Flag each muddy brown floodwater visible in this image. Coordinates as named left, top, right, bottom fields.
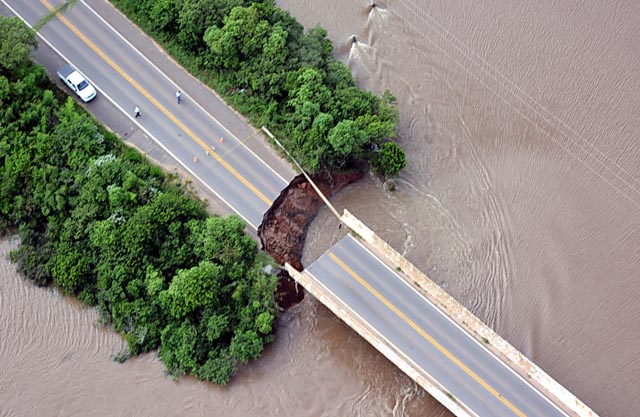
left=0, top=235, right=438, bottom=416
left=2, top=0, right=640, bottom=416
left=285, top=1, right=640, bottom=416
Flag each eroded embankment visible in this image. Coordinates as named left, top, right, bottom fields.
left=257, top=170, right=365, bottom=309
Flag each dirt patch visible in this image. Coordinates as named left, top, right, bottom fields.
left=259, top=170, right=366, bottom=308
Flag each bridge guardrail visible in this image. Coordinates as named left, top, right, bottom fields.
left=339, top=209, right=598, bottom=417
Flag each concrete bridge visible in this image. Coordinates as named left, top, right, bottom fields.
left=3, top=1, right=600, bottom=415
left=286, top=210, right=599, bottom=417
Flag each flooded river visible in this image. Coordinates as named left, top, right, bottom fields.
left=295, top=1, right=640, bottom=416
left=2, top=1, right=639, bottom=416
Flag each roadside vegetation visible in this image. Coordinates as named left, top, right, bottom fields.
left=110, top=0, right=407, bottom=177
left=0, top=16, right=278, bottom=385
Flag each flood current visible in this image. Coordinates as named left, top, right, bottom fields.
left=2, top=1, right=639, bottom=416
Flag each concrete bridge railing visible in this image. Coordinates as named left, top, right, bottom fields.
left=338, top=209, right=598, bottom=417
left=284, top=262, right=477, bottom=417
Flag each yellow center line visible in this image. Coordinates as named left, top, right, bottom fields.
left=328, top=251, right=527, bottom=417
left=40, top=0, right=272, bottom=206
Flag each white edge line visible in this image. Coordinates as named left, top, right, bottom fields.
left=304, top=267, right=481, bottom=417
left=1, top=0, right=257, bottom=231
left=343, top=234, right=569, bottom=416
left=79, top=0, right=290, bottom=186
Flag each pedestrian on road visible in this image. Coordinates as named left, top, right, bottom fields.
left=134, top=105, right=140, bottom=118
left=176, top=90, right=181, bottom=104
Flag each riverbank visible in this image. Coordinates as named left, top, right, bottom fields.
left=258, top=170, right=366, bottom=308
left=0, top=231, right=435, bottom=417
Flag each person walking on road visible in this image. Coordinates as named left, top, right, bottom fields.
left=176, top=90, right=181, bottom=104
left=134, top=105, right=140, bottom=118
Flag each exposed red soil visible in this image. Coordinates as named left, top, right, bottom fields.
left=258, top=170, right=365, bottom=309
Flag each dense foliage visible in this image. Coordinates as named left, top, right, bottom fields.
left=110, top=0, right=406, bottom=177
left=0, top=16, right=278, bottom=384
left=376, top=141, right=407, bottom=177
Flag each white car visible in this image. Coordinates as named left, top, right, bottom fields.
left=56, top=64, right=97, bottom=102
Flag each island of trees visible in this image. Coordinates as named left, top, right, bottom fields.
left=0, top=0, right=407, bottom=386
left=1, top=16, right=277, bottom=385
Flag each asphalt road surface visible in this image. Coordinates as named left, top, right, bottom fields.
left=2, top=1, right=574, bottom=416
left=3, top=0, right=293, bottom=230
left=307, top=235, right=570, bottom=417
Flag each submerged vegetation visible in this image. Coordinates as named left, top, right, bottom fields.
left=0, top=16, right=277, bottom=384
left=110, top=0, right=407, bottom=177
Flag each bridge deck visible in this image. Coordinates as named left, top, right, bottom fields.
left=301, top=233, right=572, bottom=417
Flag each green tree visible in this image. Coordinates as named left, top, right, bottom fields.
left=327, top=120, right=368, bottom=163
left=255, top=311, right=274, bottom=334
left=160, top=320, right=199, bottom=377
left=49, top=242, right=92, bottom=294
left=293, top=112, right=333, bottom=173
left=284, top=67, right=333, bottom=161
left=297, top=26, right=332, bottom=69
left=205, top=312, right=230, bottom=341
left=147, top=0, right=179, bottom=33
left=378, top=90, right=400, bottom=123
left=331, top=86, right=377, bottom=121
left=198, top=348, right=236, bottom=384
left=241, top=23, right=289, bottom=99
left=160, top=261, right=223, bottom=319
left=376, top=141, right=407, bottom=177
left=355, top=114, right=395, bottom=145
left=260, top=23, right=288, bottom=70
left=203, top=5, right=271, bottom=70
left=286, top=68, right=331, bottom=110
left=0, top=17, right=37, bottom=74
left=177, top=0, right=237, bottom=51
left=122, top=298, right=165, bottom=354
left=144, top=266, right=166, bottom=297
left=324, top=60, right=355, bottom=90
left=230, top=329, right=263, bottom=364
left=190, top=215, right=255, bottom=269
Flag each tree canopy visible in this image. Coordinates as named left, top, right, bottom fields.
left=110, top=0, right=406, bottom=177
left=0, top=15, right=278, bottom=385
left=0, top=16, right=37, bottom=74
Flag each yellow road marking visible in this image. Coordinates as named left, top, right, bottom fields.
left=40, top=0, right=272, bottom=206
left=328, top=251, right=527, bottom=417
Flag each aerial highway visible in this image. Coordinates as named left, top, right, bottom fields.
left=1, top=1, right=587, bottom=416
left=2, top=0, right=294, bottom=230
